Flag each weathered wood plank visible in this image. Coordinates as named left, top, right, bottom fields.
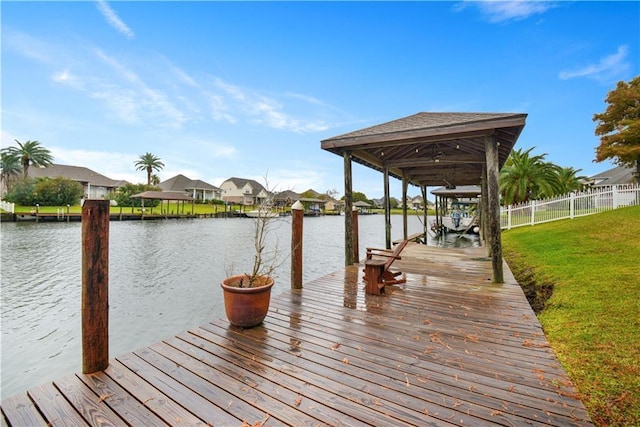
left=77, top=370, right=168, bottom=426
left=103, top=359, right=207, bottom=426
left=52, top=374, right=126, bottom=426
left=116, top=352, right=241, bottom=426
left=147, top=341, right=297, bottom=426
left=168, top=332, right=370, bottom=426
left=192, top=324, right=448, bottom=427
left=26, top=379, right=93, bottom=426
left=1, top=392, right=47, bottom=427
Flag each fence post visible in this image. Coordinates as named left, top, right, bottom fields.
left=82, top=199, right=110, bottom=374
left=570, top=192, right=575, bottom=219
left=612, top=185, right=619, bottom=209
left=530, top=200, right=535, bottom=226
left=291, top=201, right=304, bottom=290
left=507, top=205, right=512, bottom=230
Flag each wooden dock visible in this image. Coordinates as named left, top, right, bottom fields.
left=1, top=243, right=593, bottom=426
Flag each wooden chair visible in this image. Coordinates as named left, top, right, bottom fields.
left=362, top=239, right=408, bottom=295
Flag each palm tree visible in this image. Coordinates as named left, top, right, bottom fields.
left=4, top=140, right=54, bottom=179
left=556, top=166, right=587, bottom=195
left=0, top=150, right=23, bottom=196
left=134, top=152, right=165, bottom=185
left=499, top=147, right=561, bottom=205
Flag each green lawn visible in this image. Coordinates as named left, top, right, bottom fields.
left=502, top=205, right=640, bottom=426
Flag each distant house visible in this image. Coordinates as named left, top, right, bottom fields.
left=160, top=174, right=222, bottom=201
left=273, top=190, right=301, bottom=208
left=27, top=164, right=125, bottom=199
left=219, top=177, right=270, bottom=205
left=317, top=194, right=342, bottom=212
left=587, top=166, right=636, bottom=187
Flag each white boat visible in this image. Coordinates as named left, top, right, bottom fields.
left=244, top=209, right=278, bottom=218
left=436, top=201, right=479, bottom=233
left=441, top=212, right=476, bottom=233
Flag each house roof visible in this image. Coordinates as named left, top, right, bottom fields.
left=588, top=166, right=635, bottom=186
left=321, top=112, right=527, bottom=187
left=131, top=191, right=194, bottom=201
left=160, top=174, right=220, bottom=192
left=28, top=164, right=123, bottom=187
left=273, top=190, right=301, bottom=201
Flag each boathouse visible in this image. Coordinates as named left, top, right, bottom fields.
left=321, top=112, right=527, bottom=283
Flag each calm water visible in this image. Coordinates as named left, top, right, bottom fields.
left=0, top=214, right=477, bottom=398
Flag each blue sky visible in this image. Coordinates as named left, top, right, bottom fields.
left=2, top=1, right=638, bottom=199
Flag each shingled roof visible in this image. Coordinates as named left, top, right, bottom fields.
left=28, top=164, right=122, bottom=187
left=321, top=112, right=527, bottom=187
left=160, top=174, right=220, bottom=192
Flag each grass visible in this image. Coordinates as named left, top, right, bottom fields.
left=502, top=205, right=640, bottom=426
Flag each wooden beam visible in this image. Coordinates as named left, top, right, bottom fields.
left=484, top=135, right=503, bottom=283
left=343, top=151, right=355, bottom=265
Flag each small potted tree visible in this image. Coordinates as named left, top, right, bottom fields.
left=220, top=180, right=282, bottom=328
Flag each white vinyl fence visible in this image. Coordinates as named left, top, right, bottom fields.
left=501, top=184, right=640, bottom=230
left=0, top=199, right=15, bottom=214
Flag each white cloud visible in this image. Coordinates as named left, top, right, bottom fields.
left=213, top=78, right=330, bottom=133
left=92, top=49, right=188, bottom=128
left=4, top=31, right=59, bottom=64
left=52, top=69, right=85, bottom=90
left=559, top=45, right=630, bottom=82
left=457, top=1, right=554, bottom=23
left=96, top=0, right=135, bottom=39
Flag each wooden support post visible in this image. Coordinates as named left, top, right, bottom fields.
left=82, top=199, right=110, bottom=374
left=343, top=151, right=355, bottom=265
left=402, top=176, right=408, bottom=242
left=352, top=206, right=359, bottom=262
left=481, top=164, right=489, bottom=250
left=384, top=166, right=391, bottom=249
left=484, top=135, right=504, bottom=283
left=291, top=201, right=304, bottom=289
left=421, top=185, right=428, bottom=244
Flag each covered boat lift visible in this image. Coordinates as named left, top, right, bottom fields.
left=320, top=112, right=527, bottom=283
left=130, top=190, right=195, bottom=215
left=431, top=185, right=482, bottom=233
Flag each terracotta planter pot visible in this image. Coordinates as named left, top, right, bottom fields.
left=220, top=274, right=274, bottom=328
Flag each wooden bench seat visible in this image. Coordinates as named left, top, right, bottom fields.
left=363, top=240, right=408, bottom=295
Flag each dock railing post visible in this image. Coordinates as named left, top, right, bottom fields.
left=82, top=199, right=110, bottom=374
left=291, top=201, right=304, bottom=289
left=352, top=206, right=359, bottom=262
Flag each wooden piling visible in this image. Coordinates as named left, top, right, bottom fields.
left=81, top=199, right=110, bottom=373
left=291, top=201, right=304, bottom=289
left=352, top=206, right=359, bottom=262
left=484, top=135, right=504, bottom=283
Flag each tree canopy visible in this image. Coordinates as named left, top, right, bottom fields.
left=1, top=140, right=53, bottom=179
left=0, top=150, right=23, bottom=195
left=499, top=147, right=585, bottom=205
left=134, top=152, right=165, bottom=185
left=593, top=75, right=640, bottom=183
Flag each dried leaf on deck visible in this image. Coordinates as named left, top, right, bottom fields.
left=98, top=393, right=113, bottom=403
